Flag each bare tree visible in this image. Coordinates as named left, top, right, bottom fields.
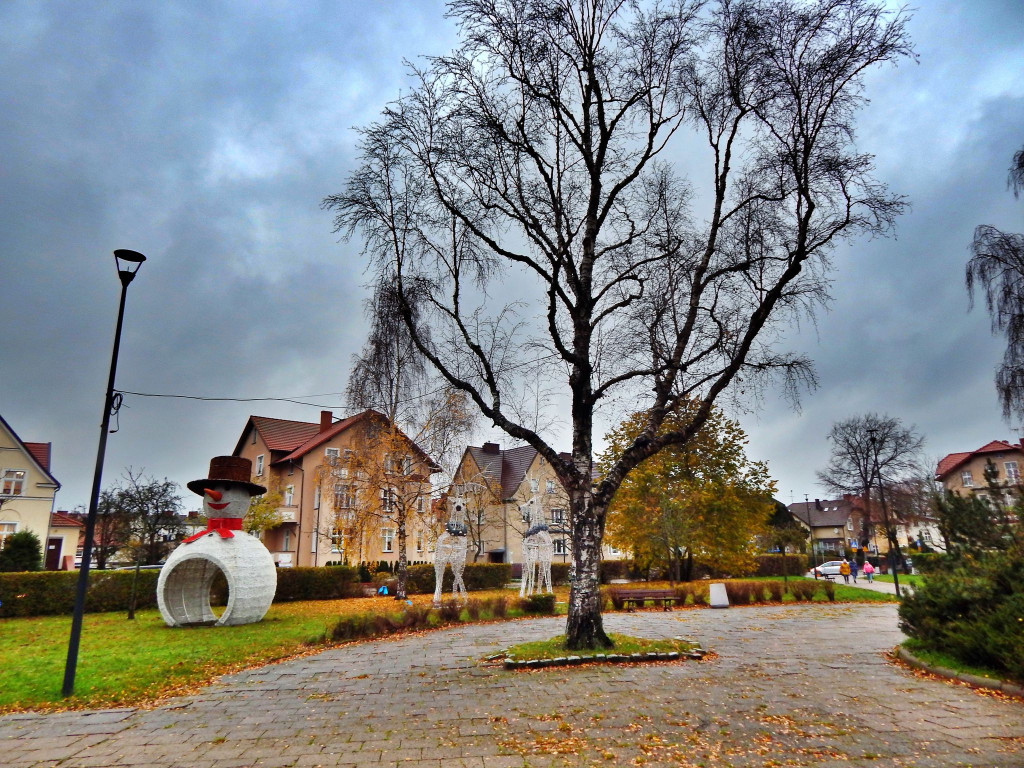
left=966, top=144, right=1024, bottom=421
left=326, top=0, right=913, bottom=648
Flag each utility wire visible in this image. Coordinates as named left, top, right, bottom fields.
left=118, top=351, right=563, bottom=410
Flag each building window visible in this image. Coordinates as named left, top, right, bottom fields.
left=1, top=469, right=26, bottom=496
left=325, top=447, right=340, bottom=465
left=282, top=528, right=291, bottom=551
left=551, top=508, right=565, bottom=525
left=417, top=495, right=425, bottom=512
left=1005, top=461, right=1020, bottom=483
left=382, top=528, right=395, bottom=553
left=530, top=478, right=539, bottom=493
left=313, top=486, right=321, bottom=510
left=284, top=485, right=295, bottom=506
left=255, top=455, right=264, bottom=477
left=380, top=487, right=395, bottom=514
left=251, top=429, right=257, bottom=445
left=0, top=522, right=16, bottom=548
left=331, top=528, right=344, bottom=553
left=553, top=539, right=567, bottom=555
left=961, top=471, right=973, bottom=487
left=344, top=449, right=355, bottom=462
left=416, top=530, right=424, bottom=552
left=334, top=483, right=355, bottom=509
left=847, top=518, right=853, bottom=531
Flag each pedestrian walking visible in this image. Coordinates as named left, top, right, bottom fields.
left=863, top=561, right=875, bottom=583
left=840, top=558, right=850, bottom=583
left=850, top=558, right=859, bottom=583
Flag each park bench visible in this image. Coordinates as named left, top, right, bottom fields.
left=611, top=588, right=682, bottom=612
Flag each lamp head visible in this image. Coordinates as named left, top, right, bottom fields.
left=114, top=249, right=146, bottom=286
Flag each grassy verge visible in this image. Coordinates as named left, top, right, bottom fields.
left=901, top=638, right=1008, bottom=682
left=504, top=633, right=696, bottom=661
left=0, top=589, right=547, bottom=713
left=873, top=573, right=924, bottom=586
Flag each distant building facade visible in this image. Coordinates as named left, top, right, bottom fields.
left=0, top=414, right=66, bottom=569
left=935, top=440, right=1024, bottom=501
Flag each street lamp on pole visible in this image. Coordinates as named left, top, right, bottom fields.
left=867, top=428, right=902, bottom=599
left=62, top=249, right=146, bottom=697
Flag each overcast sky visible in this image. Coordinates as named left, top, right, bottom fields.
left=2, top=1, right=1023, bottom=511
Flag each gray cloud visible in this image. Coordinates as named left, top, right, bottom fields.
left=2, top=0, right=1022, bottom=509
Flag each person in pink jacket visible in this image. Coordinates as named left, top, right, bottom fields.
left=863, top=561, right=875, bottom=583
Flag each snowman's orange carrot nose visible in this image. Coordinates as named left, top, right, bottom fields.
left=204, top=488, right=223, bottom=501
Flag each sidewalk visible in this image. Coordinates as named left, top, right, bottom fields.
left=806, top=571, right=908, bottom=596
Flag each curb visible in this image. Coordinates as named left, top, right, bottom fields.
left=504, top=647, right=706, bottom=670
left=896, top=646, right=1024, bottom=698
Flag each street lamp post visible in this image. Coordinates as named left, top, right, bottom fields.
left=62, top=250, right=146, bottom=697
left=867, top=429, right=902, bottom=599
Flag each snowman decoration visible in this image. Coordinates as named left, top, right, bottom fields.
left=157, top=456, right=277, bottom=627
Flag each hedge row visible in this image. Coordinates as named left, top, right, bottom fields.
left=0, top=565, right=362, bottom=619
left=752, top=554, right=811, bottom=576
left=394, top=562, right=512, bottom=594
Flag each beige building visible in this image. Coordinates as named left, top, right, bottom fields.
left=451, top=442, right=622, bottom=566
left=0, top=414, right=69, bottom=569
left=232, top=409, right=440, bottom=568
left=936, top=440, right=1024, bottom=501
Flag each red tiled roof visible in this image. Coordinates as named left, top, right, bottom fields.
left=935, top=440, right=1022, bottom=478
left=250, top=416, right=322, bottom=452
left=276, top=411, right=373, bottom=463
left=50, top=511, right=84, bottom=528
left=23, top=442, right=51, bottom=472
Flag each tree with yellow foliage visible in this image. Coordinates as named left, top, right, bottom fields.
left=600, top=402, right=775, bottom=582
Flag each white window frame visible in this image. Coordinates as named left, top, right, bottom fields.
left=1, top=469, right=27, bottom=497
left=282, top=528, right=291, bottom=551
left=416, top=530, right=424, bottom=552
left=1005, top=461, right=1020, bottom=483
left=251, top=429, right=257, bottom=445
left=551, top=508, right=565, bottom=525
left=283, top=485, right=295, bottom=506
left=313, top=486, right=321, bottom=510
left=380, top=487, right=396, bottom=514
left=530, top=478, right=539, bottom=493
left=382, top=527, right=395, bottom=553
left=331, top=527, right=345, bottom=553
left=0, top=521, right=17, bottom=549
left=325, top=447, right=340, bottom=465
left=255, top=455, right=264, bottom=477
left=553, top=538, right=567, bottom=555
left=961, top=470, right=973, bottom=487
left=546, top=479, right=555, bottom=494
left=334, top=482, right=355, bottom=510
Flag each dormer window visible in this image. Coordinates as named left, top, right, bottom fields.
left=961, top=470, right=973, bottom=487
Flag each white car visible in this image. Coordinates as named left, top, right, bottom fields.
left=811, top=560, right=844, bottom=577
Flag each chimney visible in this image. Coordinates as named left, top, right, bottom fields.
left=815, top=498, right=823, bottom=510
left=482, top=442, right=500, bottom=454
left=320, top=410, right=333, bottom=432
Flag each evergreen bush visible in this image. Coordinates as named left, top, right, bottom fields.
left=0, top=530, right=43, bottom=572
left=519, top=592, right=556, bottom=614
left=899, top=543, right=1024, bottom=681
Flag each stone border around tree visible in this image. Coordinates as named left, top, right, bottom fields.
left=503, top=647, right=706, bottom=670
left=896, top=645, right=1024, bottom=698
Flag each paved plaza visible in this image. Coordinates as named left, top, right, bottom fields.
left=3, top=603, right=1022, bottom=767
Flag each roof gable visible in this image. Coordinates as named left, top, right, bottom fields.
left=233, top=416, right=322, bottom=456
left=936, top=440, right=1024, bottom=479
left=0, top=413, right=60, bottom=489
left=788, top=498, right=855, bottom=528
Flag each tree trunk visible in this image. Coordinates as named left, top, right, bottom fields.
left=566, top=494, right=612, bottom=650
left=682, top=549, right=694, bottom=582
left=395, top=506, right=408, bottom=600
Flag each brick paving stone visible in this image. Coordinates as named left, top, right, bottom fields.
left=3, top=604, right=1023, bottom=767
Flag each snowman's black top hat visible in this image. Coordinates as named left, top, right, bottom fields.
left=187, top=456, right=267, bottom=496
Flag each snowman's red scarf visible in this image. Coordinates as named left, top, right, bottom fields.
left=183, top=517, right=243, bottom=543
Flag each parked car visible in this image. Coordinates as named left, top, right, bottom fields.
left=811, top=560, right=844, bottom=577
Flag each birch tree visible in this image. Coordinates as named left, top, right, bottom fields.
left=326, top=0, right=913, bottom=648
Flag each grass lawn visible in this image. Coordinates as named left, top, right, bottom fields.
left=0, top=577, right=893, bottom=713
left=901, top=638, right=1009, bottom=683
left=0, top=589, right=544, bottom=713
left=873, top=573, right=925, bottom=587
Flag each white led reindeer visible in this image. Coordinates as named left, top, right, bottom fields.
left=519, top=495, right=553, bottom=596
left=432, top=496, right=469, bottom=607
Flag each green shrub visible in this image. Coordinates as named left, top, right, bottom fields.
left=822, top=580, right=835, bottom=601
left=550, top=562, right=571, bottom=585
left=899, top=544, right=1024, bottom=681
left=753, top=554, right=810, bottom=577
left=358, top=562, right=372, bottom=582
left=402, top=562, right=512, bottom=594
left=0, top=530, right=43, bottom=572
left=787, top=580, right=818, bottom=601
left=0, top=569, right=165, bottom=618
left=520, top=593, right=556, bottom=614
left=765, top=581, right=784, bottom=602
left=274, top=566, right=360, bottom=602
left=724, top=580, right=766, bottom=605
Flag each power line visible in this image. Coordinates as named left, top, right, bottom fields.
left=117, top=351, right=564, bottom=411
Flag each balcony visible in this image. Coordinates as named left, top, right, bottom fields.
left=277, top=507, right=298, bottom=523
